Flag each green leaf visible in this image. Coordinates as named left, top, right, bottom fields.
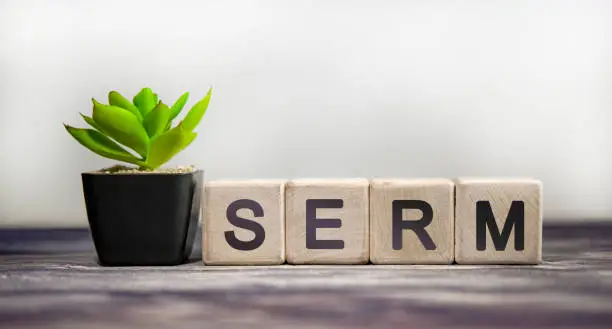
left=80, top=113, right=102, bottom=131
left=143, top=102, right=171, bottom=138
left=108, top=91, right=143, bottom=121
left=180, top=88, right=211, bottom=131
left=92, top=99, right=150, bottom=158
left=145, top=125, right=196, bottom=169
left=182, top=130, right=197, bottom=149
left=153, top=93, right=159, bottom=105
left=132, top=87, right=156, bottom=116
left=169, top=92, right=189, bottom=120
left=64, top=125, right=146, bottom=167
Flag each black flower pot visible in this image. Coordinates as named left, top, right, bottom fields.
left=82, top=170, right=203, bottom=266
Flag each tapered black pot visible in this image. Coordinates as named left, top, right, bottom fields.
left=82, top=170, right=203, bottom=266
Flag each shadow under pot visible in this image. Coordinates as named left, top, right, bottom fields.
left=81, top=169, right=203, bottom=266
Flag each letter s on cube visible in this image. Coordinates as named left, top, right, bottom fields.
left=203, top=180, right=286, bottom=265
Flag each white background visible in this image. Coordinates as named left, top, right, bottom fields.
left=1, top=0, right=611, bottom=227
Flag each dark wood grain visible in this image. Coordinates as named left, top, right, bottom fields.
left=1, top=222, right=611, bottom=329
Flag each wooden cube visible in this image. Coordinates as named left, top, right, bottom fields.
left=203, top=180, right=286, bottom=265
left=370, top=179, right=455, bottom=264
left=285, top=179, right=369, bottom=264
left=454, top=178, right=542, bottom=264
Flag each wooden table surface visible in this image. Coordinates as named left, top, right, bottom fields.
left=1, top=222, right=611, bottom=329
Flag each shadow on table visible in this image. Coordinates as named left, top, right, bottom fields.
left=0, top=226, right=204, bottom=263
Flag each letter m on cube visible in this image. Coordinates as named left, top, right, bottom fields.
left=454, top=178, right=542, bottom=265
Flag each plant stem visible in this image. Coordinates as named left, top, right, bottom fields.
left=138, top=165, right=152, bottom=171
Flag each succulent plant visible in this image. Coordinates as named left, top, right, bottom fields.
left=64, top=87, right=212, bottom=170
